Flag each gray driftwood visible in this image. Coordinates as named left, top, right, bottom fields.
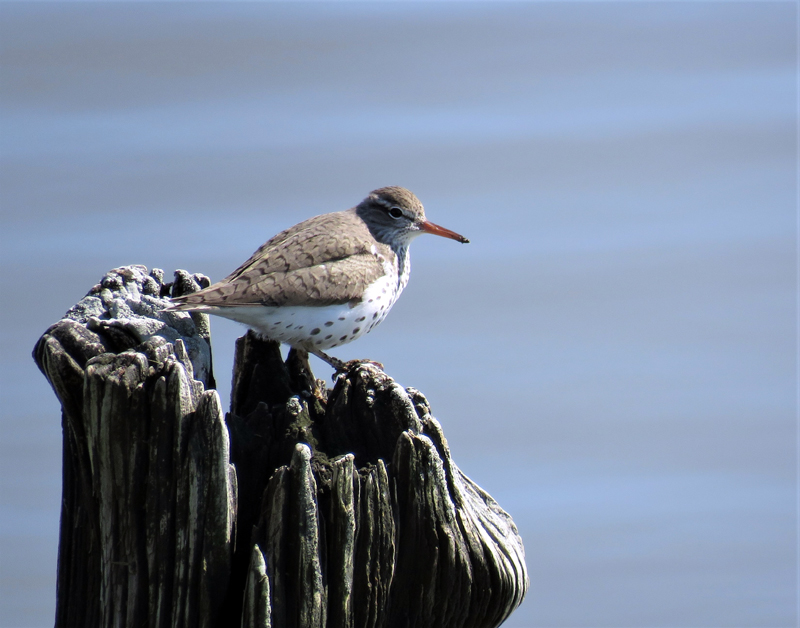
left=34, top=265, right=528, bottom=628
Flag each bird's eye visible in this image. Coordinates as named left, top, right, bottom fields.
left=388, top=207, right=403, bottom=219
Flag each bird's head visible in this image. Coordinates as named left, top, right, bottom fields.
left=357, top=186, right=469, bottom=247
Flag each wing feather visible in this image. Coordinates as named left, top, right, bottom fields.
left=170, top=209, right=393, bottom=309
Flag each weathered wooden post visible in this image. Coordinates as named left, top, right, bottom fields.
left=34, top=265, right=528, bottom=628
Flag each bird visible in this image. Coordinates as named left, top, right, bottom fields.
left=168, top=186, right=469, bottom=369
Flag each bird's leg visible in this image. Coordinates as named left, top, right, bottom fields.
left=311, top=350, right=384, bottom=377
left=311, top=349, right=346, bottom=370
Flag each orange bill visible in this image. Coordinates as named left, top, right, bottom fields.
left=420, top=220, right=470, bottom=244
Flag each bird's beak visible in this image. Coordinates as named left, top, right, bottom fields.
left=419, top=220, right=470, bottom=244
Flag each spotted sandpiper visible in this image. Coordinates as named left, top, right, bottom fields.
left=168, top=186, right=469, bottom=368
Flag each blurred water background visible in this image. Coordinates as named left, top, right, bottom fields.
left=1, top=2, right=796, bottom=626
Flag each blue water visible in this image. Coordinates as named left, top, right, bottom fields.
left=1, top=3, right=796, bottom=626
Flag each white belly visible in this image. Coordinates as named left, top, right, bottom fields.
left=205, top=272, right=401, bottom=351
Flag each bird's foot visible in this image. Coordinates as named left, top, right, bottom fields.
left=338, top=358, right=385, bottom=372
left=331, top=359, right=385, bottom=382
